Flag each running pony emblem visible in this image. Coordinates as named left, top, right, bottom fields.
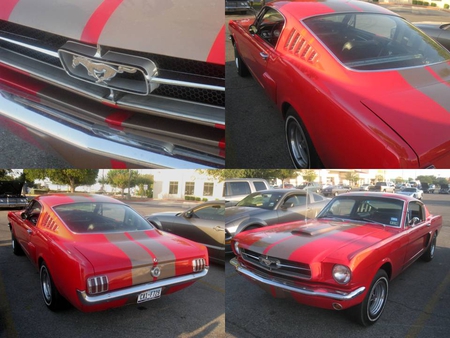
left=72, top=56, right=137, bottom=84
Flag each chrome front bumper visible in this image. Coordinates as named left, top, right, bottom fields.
left=0, top=92, right=222, bottom=168
left=230, top=258, right=365, bottom=301
left=77, top=268, right=208, bottom=306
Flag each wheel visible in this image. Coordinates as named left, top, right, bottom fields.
left=285, top=108, right=320, bottom=168
left=234, top=44, right=250, bottom=77
left=350, top=270, right=389, bottom=326
left=422, top=232, right=437, bottom=262
left=11, top=232, right=23, bottom=255
left=40, top=262, right=64, bottom=311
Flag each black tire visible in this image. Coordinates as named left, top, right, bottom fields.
left=285, top=108, right=321, bottom=168
left=422, top=232, right=437, bottom=262
left=40, top=262, right=64, bottom=311
left=234, top=44, right=250, bottom=77
left=11, top=232, right=23, bottom=256
left=350, top=270, right=389, bottom=326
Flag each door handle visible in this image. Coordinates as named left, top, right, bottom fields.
left=260, top=52, right=268, bottom=61
left=27, top=229, right=33, bottom=234
left=213, top=226, right=224, bottom=232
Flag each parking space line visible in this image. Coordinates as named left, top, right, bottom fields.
left=405, top=264, right=450, bottom=337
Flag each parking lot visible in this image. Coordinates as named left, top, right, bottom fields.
left=225, top=193, right=450, bottom=337
left=0, top=201, right=225, bottom=338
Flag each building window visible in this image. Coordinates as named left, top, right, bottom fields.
left=185, top=182, right=195, bottom=195
left=169, top=181, right=178, bottom=194
left=203, top=182, right=214, bottom=196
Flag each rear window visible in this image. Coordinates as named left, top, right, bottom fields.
left=224, top=182, right=251, bottom=196
left=253, top=181, right=268, bottom=191
left=53, top=202, right=153, bottom=233
left=304, top=13, right=450, bottom=70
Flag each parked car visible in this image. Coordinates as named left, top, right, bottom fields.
left=414, top=22, right=450, bottom=51
left=223, top=178, right=270, bottom=205
left=0, top=2, right=225, bottom=168
left=146, top=201, right=225, bottom=263
left=0, top=180, right=28, bottom=209
left=225, top=189, right=329, bottom=252
left=369, top=182, right=396, bottom=193
left=421, top=183, right=435, bottom=194
left=299, top=182, right=322, bottom=193
left=396, top=187, right=423, bottom=200
left=439, top=184, right=450, bottom=194
left=231, top=192, right=442, bottom=325
left=322, top=185, right=351, bottom=197
left=8, top=194, right=208, bottom=312
left=359, top=184, right=370, bottom=191
left=229, top=0, right=450, bottom=168
left=226, top=1, right=252, bottom=14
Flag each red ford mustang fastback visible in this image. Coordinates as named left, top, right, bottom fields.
left=231, top=192, right=442, bottom=325
left=8, top=194, right=209, bottom=312
left=229, top=0, right=450, bottom=168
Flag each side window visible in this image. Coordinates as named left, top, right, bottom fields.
left=225, top=182, right=251, bottom=196
left=255, top=8, right=285, bottom=47
left=284, top=194, right=307, bottom=207
left=407, top=201, right=424, bottom=225
left=25, top=200, right=42, bottom=225
left=194, top=205, right=225, bottom=221
left=254, top=181, right=268, bottom=191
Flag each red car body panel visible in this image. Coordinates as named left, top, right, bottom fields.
left=231, top=193, right=442, bottom=311
left=229, top=0, right=450, bottom=168
left=8, top=194, right=209, bottom=312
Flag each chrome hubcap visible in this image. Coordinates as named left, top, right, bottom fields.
left=41, top=266, right=52, bottom=304
left=286, top=116, right=309, bottom=168
left=368, top=277, right=387, bottom=320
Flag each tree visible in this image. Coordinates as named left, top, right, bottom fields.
left=374, top=175, right=384, bottom=182
left=106, top=170, right=139, bottom=197
left=416, top=175, right=435, bottom=184
left=23, top=169, right=98, bottom=192
left=345, top=171, right=360, bottom=186
left=135, top=174, right=154, bottom=198
left=301, top=170, right=317, bottom=183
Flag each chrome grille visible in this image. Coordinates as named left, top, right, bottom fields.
left=241, top=249, right=312, bottom=280
left=87, top=276, right=109, bottom=294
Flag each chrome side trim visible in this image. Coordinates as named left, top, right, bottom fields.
left=77, top=268, right=208, bottom=305
left=0, top=32, right=60, bottom=58
left=0, top=93, right=220, bottom=168
left=230, top=258, right=366, bottom=301
left=152, top=77, right=224, bottom=91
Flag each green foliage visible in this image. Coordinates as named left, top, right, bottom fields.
left=412, top=0, right=418, bottom=4
left=202, top=198, right=208, bottom=202
left=423, top=1, right=429, bottom=6
left=431, top=2, right=437, bottom=6
left=23, top=169, right=98, bottom=192
left=106, top=170, right=140, bottom=196
left=445, top=3, right=449, bottom=9
left=195, top=197, right=201, bottom=201
left=200, top=169, right=301, bottom=182
left=417, top=1, right=424, bottom=5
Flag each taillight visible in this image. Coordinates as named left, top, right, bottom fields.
left=87, top=276, right=109, bottom=294
left=192, top=258, right=206, bottom=272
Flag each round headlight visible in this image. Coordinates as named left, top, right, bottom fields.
left=234, top=241, right=240, bottom=255
left=332, top=265, right=351, bottom=284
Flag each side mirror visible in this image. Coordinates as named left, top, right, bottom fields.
left=184, top=210, right=193, bottom=219
left=21, top=212, right=27, bottom=220
left=249, top=25, right=258, bottom=35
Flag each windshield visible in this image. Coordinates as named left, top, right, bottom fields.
left=237, top=192, right=290, bottom=210
left=54, top=202, right=153, bottom=233
left=304, top=13, right=450, bottom=70
left=402, top=188, right=416, bottom=192
left=317, top=196, right=404, bottom=227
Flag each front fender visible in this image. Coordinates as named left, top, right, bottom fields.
left=236, top=218, right=268, bottom=235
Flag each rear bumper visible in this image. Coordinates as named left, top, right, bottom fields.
left=0, top=87, right=223, bottom=168
left=77, top=268, right=208, bottom=306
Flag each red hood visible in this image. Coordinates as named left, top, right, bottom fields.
left=1, top=0, right=224, bottom=64
left=235, top=219, right=396, bottom=264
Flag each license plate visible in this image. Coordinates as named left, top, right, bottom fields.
left=137, top=288, right=162, bottom=303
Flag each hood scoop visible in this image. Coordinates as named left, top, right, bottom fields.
left=291, top=222, right=341, bottom=236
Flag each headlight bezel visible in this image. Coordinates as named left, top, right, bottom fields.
left=332, top=264, right=352, bottom=285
